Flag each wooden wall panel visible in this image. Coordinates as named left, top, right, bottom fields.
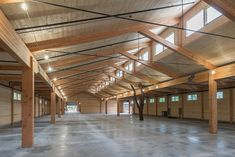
left=148, top=98, right=156, bottom=116
left=169, top=95, right=182, bottom=117
left=0, top=86, right=11, bottom=126
left=157, top=96, right=168, bottom=116
left=107, top=100, right=117, bottom=114
left=14, top=101, right=21, bottom=122
left=184, top=93, right=202, bottom=119
left=70, top=93, right=100, bottom=113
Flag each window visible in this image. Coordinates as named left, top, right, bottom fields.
left=171, top=96, right=179, bottom=102
left=206, top=7, right=222, bottom=24
left=13, top=91, right=21, bottom=101
left=165, top=33, right=175, bottom=44
left=216, top=91, right=224, bottom=99
left=110, top=77, right=115, bottom=82
left=159, top=97, right=165, bottom=103
left=155, top=43, right=164, bottom=55
left=105, top=81, right=109, bottom=86
left=149, top=98, right=155, bottom=103
left=186, top=10, right=204, bottom=37
left=137, top=51, right=149, bottom=66
left=144, top=99, right=147, bottom=104
left=116, top=70, right=123, bottom=77
left=45, top=100, right=47, bottom=105
left=187, top=94, right=198, bottom=101
left=125, top=62, right=133, bottom=71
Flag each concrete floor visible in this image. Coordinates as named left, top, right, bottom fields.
left=1, top=114, right=235, bottom=157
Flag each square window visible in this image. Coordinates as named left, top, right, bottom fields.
left=159, top=97, right=165, bottom=103
left=186, top=10, right=204, bottom=37
left=206, top=7, right=222, bottom=24
left=216, top=91, right=224, bottom=99
left=155, top=43, right=164, bottom=55
left=187, top=94, right=197, bottom=101
left=13, top=92, right=18, bottom=100
left=149, top=98, right=155, bottom=103
left=171, top=96, right=179, bottom=102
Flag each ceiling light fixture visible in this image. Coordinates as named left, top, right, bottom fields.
left=21, top=3, right=28, bottom=11
left=48, top=66, right=53, bottom=72
left=53, top=78, right=57, bottom=81
left=44, top=55, right=49, bottom=60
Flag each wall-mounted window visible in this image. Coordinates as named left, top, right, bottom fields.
left=216, top=91, right=224, bottom=99
left=105, top=81, right=109, bottom=86
left=186, top=10, right=204, bottom=37
left=187, top=94, right=198, bottom=101
left=13, top=91, right=21, bottom=101
left=116, top=70, right=123, bottom=77
left=110, top=77, right=115, bottom=82
left=125, top=62, right=133, bottom=72
left=159, top=97, right=165, bottom=103
left=45, top=100, right=48, bottom=105
left=171, top=96, right=179, bottom=102
left=137, top=51, right=149, bottom=66
left=155, top=43, right=164, bottom=55
left=206, top=7, right=222, bottom=24
left=165, top=33, right=175, bottom=44
left=149, top=98, right=155, bottom=103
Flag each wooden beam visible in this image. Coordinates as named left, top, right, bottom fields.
left=0, top=65, right=22, bottom=70
left=119, top=63, right=235, bottom=98
left=119, top=51, right=178, bottom=78
left=0, top=0, right=26, bottom=4
left=203, top=0, right=235, bottom=22
left=0, top=10, right=62, bottom=98
left=139, top=30, right=216, bottom=70
left=208, top=71, right=217, bottom=134
left=42, top=42, right=149, bottom=69
left=112, top=64, right=157, bottom=84
left=21, top=57, right=34, bottom=148
left=27, top=19, right=179, bottom=52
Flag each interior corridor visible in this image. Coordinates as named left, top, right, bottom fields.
left=1, top=114, right=235, bottom=157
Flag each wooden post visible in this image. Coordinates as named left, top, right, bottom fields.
left=10, top=88, right=14, bottom=126
left=50, top=92, right=56, bottom=124
left=99, top=100, right=102, bottom=113
left=42, top=98, right=44, bottom=116
left=21, top=57, right=34, bottom=148
left=38, top=96, right=40, bottom=117
left=201, top=92, right=204, bottom=119
left=105, top=100, right=108, bottom=115
left=133, top=98, right=135, bottom=114
left=58, top=98, right=61, bottom=118
left=230, top=89, right=234, bottom=123
left=181, top=94, right=184, bottom=118
left=117, top=99, right=120, bottom=116
left=61, top=100, right=65, bottom=115
left=146, top=97, right=149, bottom=115
left=209, top=71, right=217, bottom=134
left=155, top=96, right=158, bottom=117
left=34, top=95, right=36, bottom=118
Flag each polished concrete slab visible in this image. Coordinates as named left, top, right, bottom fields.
left=1, top=113, right=235, bottom=157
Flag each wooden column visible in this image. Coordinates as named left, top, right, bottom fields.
left=42, top=98, right=44, bottom=116
left=181, top=94, right=184, bottom=118
left=146, top=97, right=149, bottom=115
left=230, top=89, right=234, bottom=123
left=21, top=57, right=34, bottom=148
left=209, top=71, right=217, bottom=134
left=99, top=100, right=102, bottom=113
left=38, top=96, right=40, bottom=117
left=10, top=88, right=14, bottom=126
left=58, top=98, right=61, bottom=118
left=61, top=100, right=65, bottom=115
left=105, top=100, right=108, bottom=115
left=50, top=92, right=56, bottom=124
left=133, top=98, right=135, bottom=114
left=34, top=95, right=36, bottom=118
left=117, top=99, right=120, bottom=116
left=201, top=92, right=204, bottom=119
left=155, top=96, right=158, bottom=117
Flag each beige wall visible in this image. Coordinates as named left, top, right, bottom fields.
left=0, top=85, right=11, bottom=126
left=70, top=93, right=100, bottom=113
left=130, top=88, right=235, bottom=122
left=0, top=85, right=50, bottom=127
left=148, top=97, right=156, bottom=116
left=107, top=99, right=117, bottom=114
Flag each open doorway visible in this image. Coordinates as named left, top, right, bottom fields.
left=66, top=102, right=78, bottom=113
